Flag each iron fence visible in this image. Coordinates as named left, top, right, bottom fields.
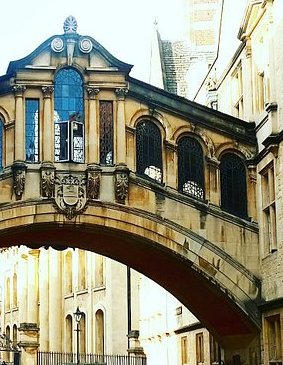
left=37, top=352, right=146, bottom=365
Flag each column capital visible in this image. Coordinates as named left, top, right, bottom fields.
left=86, top=86, right=100, bottom=99
left=115, top=87, right=128, bottom=100
left=42, top=85, right=54, bottom=98
left=13, top=84, right=26, bottom=97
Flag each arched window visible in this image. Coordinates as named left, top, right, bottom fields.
left=220, top=153, right=248, bottom=218
left=178, top=136, right=204, bottom=199
left=0, top=118, right=3, bottom=170
left=78, top=250, right=86, bottom=290
left=13, top=273, right=17, bottom=307
left=12, top=324, right=17, bottom=348
left=136, top=120, right=162, bottom=183
left=95, top=310, right=104, bottom=355
left=66, top=315, right=73, bottom=353
left=54, top=68, right=84, bottom=163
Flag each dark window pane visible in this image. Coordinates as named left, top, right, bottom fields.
left=178, top=136, right=204, bottom=199
left=99, top=101, right=113, bottom=165
left=25, top=99, right=39, bottom=162
left=136, top=120, right=162, bottom=183
left=220, top=153, right=248, bottom=218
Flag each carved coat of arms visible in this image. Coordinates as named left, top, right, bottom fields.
left=54, top=173, right=87, bottom=219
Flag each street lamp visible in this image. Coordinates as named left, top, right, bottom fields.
left=74, top=306, right=83, bottom=364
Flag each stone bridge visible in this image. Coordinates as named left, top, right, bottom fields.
left=0, top=16, right=260, bottom=350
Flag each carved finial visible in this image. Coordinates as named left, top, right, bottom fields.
left=63, top=15, right=78, bottom=34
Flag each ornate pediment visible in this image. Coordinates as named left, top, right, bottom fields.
left=6, top=16, right=133, bottom=75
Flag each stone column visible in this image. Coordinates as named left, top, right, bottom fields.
left=164, top=140, right=177, bottom=189
left=86, top=87, right=100, bottom=163
left=39, top=248, right=49, bottom=351
left=18, top=323, right=39, bottom=365
left=42, top=86, right=54, bottom=162
left=115, top=88, right=128, bottom=164
left=48, top=248, right=62, bottom=351
left=206, top=156, right=220, bottom=205
left=248, top=165, right=257, bottom=221
left=18, top=253, right=28, bottom=324
left=27, top=250, right=39, bottom=324
left=13, top=85, right=26, bottom=161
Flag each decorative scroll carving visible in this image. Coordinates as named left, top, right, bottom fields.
left=12, top=161, right=27, bottom=199
left=115, top=88, right=128, bottom=100
left=41, top=162, right=55, bottom=198
left=51, top=37, right=64, bottom=52
left=54, top=173, right=87, bottom=219
left=87, top=164, right=101, bottom=200
left=86, top=87, right=100, bottom=99
left=79, top=38, right=93, bottom=53
left=115, top=164, right=129, bottom=203
left=13, top=85, right=26, bottom=97
left=42, top=86, right=54, bottom=98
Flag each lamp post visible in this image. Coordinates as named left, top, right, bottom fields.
left=74, top=306, right=83, bottom=364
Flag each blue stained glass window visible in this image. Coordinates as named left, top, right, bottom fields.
left=54, top=68, right=84, bottom=162
left=25, top=99, right=39, bottom=163
left=0, top=119, right=3, bottom=170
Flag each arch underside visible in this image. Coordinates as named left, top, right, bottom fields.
left=0, top=202, right=260, bottom=349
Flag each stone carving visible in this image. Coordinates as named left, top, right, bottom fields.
left=54, top=173, right=87, bottom=219
left=12, top=162, right=27, bottom=199
left=63, top=15, right=78, bottom=33
left=13, top=85, right=26, bottom=97
left=115, top=164, right=129, bottom=203
left=87, top=165, right=101, bottom=200
left=41, top=170, right=55, bottom=198
left=86, top=87, right=100, bottom=99
left=42, top=86, right=54, bottom=98
left=115, top=88, right=128, bottom=100
left=79, top=38, right=93, bottom=53
left=51, top=37, right=64, bottom=53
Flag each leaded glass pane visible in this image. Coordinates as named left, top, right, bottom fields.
left=136, top=120, right=162, bottom=183
left=178, top=136, right=204, bottom=199
left=25, top=99, right=39, bottom=162
left=54, top=68, right=84, bottom=162
left=220, top=153, right=247, bottom=218
left=99, top=101, right=113, bottom=165
left=0, top=119, right=3, bottom=170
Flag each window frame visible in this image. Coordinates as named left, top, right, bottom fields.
left=136, top=119, right=163, bottom=183
left=54, top=67, right=85, bottom=163
left=25, top=98, right=40, bottom=163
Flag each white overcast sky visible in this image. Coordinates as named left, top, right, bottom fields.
left=1, top=0, right=184, bottom=82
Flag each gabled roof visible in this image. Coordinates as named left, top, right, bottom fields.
left=5, top=16, right=133, bottom=77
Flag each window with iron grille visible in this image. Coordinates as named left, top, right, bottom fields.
left=220, top=153, right=247, bottom=218
left=99, top=101, right=113, bottom=165
left=0, top=118, right=3, bottom=170
left=178, top=136, right=204, bottom=199
left=136, top=120, right=162, bottom=183
left=25, top=99, right=39, bottom=163
left=54, top=67, right=84, bottom=163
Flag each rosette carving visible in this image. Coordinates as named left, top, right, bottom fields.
left=41, top=163, right=55, bottom=198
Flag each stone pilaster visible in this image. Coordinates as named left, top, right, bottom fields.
left=115, top=88, right=128, bottom=164
left=48, top=248, right=62, bottom=351
left=42, top=86, right=54, bottom=162
left=206, top=156, right=220, bottom=205
left=86, top=87, right=100, bottom=163
left=127, top=330, right=145, bottom=357
left=27, top=250, right=39, bottom=324
left=13, top=85, right=26, bottom=161
left=18, top=323, right=39, bottom=365
left=164, top=140, right=177, bottom=189
left=39, top=248, right=49, bottom=351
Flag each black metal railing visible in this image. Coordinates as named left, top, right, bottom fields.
left=37, top=351, right=146, bottom=365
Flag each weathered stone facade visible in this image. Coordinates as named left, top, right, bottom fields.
left=0, top=11, right=271, bottom=365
